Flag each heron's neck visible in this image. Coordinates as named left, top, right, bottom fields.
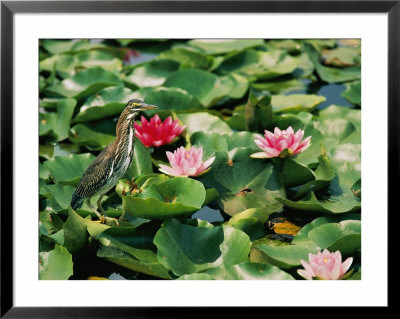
left=114, top=112, right=137, bottom=163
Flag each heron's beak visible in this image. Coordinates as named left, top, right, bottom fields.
left=141, top=103, right=158, bottom=110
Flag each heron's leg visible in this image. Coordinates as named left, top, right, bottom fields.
left=86, top=198, right=105, bottom=223
left=97, top=194, right=105, bottom=215
left=96, top=194, right=119, bottom=226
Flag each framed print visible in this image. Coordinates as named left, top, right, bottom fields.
left=1, top=0, right=395, bottom=316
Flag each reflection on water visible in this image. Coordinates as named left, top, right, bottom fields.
left=191, top=206, right=225, bottom=223
left=315, top=83, right=354, bottom=109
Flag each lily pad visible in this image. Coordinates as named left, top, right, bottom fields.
left=177, top=112, right=233, bottom=135
left=271, top=94, right=326, bottom=113
left=188, top=39, right=264, bottom=55
left=307, top=220, right=361, bottom=256
left=341, top=80, right=361, bottom=105
left=227, top=208, right=271, bottom=240
left=252, top=78, right=308, bottom=94
left=250, top=241, right=320, bottom=269
left=72, top=86, right=137, bottom=123
left=42, top=39, right=106, bottom=55
left=277, top=187, right=361, bottom=214
left=124, top=59, right=180, bottom=88
left=39, top=98, right=77, bottom=141
left=125, top=139, right=154, bottom=179
left=43, top=153, right=95, bottom=185
left=40, top=50, right=122, bottom=78
left=143, top=87, right=204, bottom=116
left=39, top=244, right=73, bottom=280
left=304, top=43, right=361, bottom=83
left=321, top=47, right=361, bottom=67
left=69, top=120, right=116, bottom=151
left=45, top=67, right=123, bottom=100
left=217, top=49, right=298, bottom=80
left=157, top=47, right=214, bottom=70
left=154, top=218, right=251, bottom=276
left=122, top=177, right=206, bottom=219
left=164, top=68, right=248, bottom=107
left=203, top=262, right=294, bottom=280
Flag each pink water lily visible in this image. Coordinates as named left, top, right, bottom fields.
left=134, top=114, right=186, bottom=148
left=297, top=249, right=353, bottom=280
left=251, top=126, right=311, bottom=158
left=159, top=146, right=215, bottom=177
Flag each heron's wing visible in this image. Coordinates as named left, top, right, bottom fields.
left=73, top=144, right=115, bottom=198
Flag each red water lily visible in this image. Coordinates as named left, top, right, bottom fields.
left=134, top=114, right=185, bottom=148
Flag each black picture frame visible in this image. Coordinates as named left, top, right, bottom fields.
left=1, top=0, right=395, bottom=317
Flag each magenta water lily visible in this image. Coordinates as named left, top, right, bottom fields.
left=134, top=114, right=186, bottom=148
left=297, top=249, right=353, bottom=280
left=251, top=126, right=311, bottom=159
left=159, top=146, right=215, bottom=177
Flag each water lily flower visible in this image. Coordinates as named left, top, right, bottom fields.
left=297, top=249, right=353, bottom=280
left=134, top=114, right=186, bottom=148
left=251, top=126, right=311, bottom=158
left=159, top=146, right=215, bottom=177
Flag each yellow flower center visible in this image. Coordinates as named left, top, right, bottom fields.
left=324, top=258, right=328, bottom=263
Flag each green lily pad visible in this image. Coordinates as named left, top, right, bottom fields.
left=164, top=68, right=248, bottom=107
left=252, top=78, right=308, bottom=94
left=188, top=39, right=264, bottom=55
left=243, top=88, right=273, bottom=132
left=217, top=49, right=298, bottom=80
left=341, top=80, right=361, bottom=105
left=143, top=87, right=204, bottom=116
left=227, top=208, right=271, bottom=240
left=124, top=59, right=180, bottom=88
left=292, top=213, right=361, bottom=244
left=72, top=86, right=137, bottom=123
left=69, top=120, right=116, bottom=151
left=39, top=143, right=81, bottom=161
left=42, top=39, right=106, bottom=55
left=200, top=151, right=285, bottom=215
left=207, top=262, right=294, bottom=280
left=39, top=98, right=77, bottom=141
left=40, top=183, right=106, bottom=213
left=304, top=43, right=361, bottom=83
left=178, top=273, right=215, bottom=280
left=177, top=112, right=232, bottom=135
left=63, top=207, right=89, bottom=254
left=39, top=244, right=73, bottom=280
left=154, top=218, right=251, bottom=276
left=157, top=47, right=214, bottom=70
left=321, top=47, right=361, bottom=67
left=64, top=208, right=172, bottom=279
left=125, top=139, right=153, bottom=179
left=122, top=177, right=206, bottom=219
left=190, top=130, right=258, bottom=158
left=267, top=39, right=302, bottom=53
left=330, top=144, right=361, bottom=187
left=282, top=158, right=316, bottom=187
left=43, top=153, right=95, bottom=185
left=97, top=246, right=172, bottom=279
left=250, top=241, right=320, bottom=269
left=40, top=50, right=122, bottom=78
left=307, top=220, right=361, bottom=256
left=290, top=152, right=336, bottom=199
left=318, top=104, right=361, bottom=130
left=40, top=183, right=75, bottom=212
left=271, top=94, right=326, bottom=113
left=277, top=188, right=361, bottom=214
left=45, top=67, right=123, bottom=100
